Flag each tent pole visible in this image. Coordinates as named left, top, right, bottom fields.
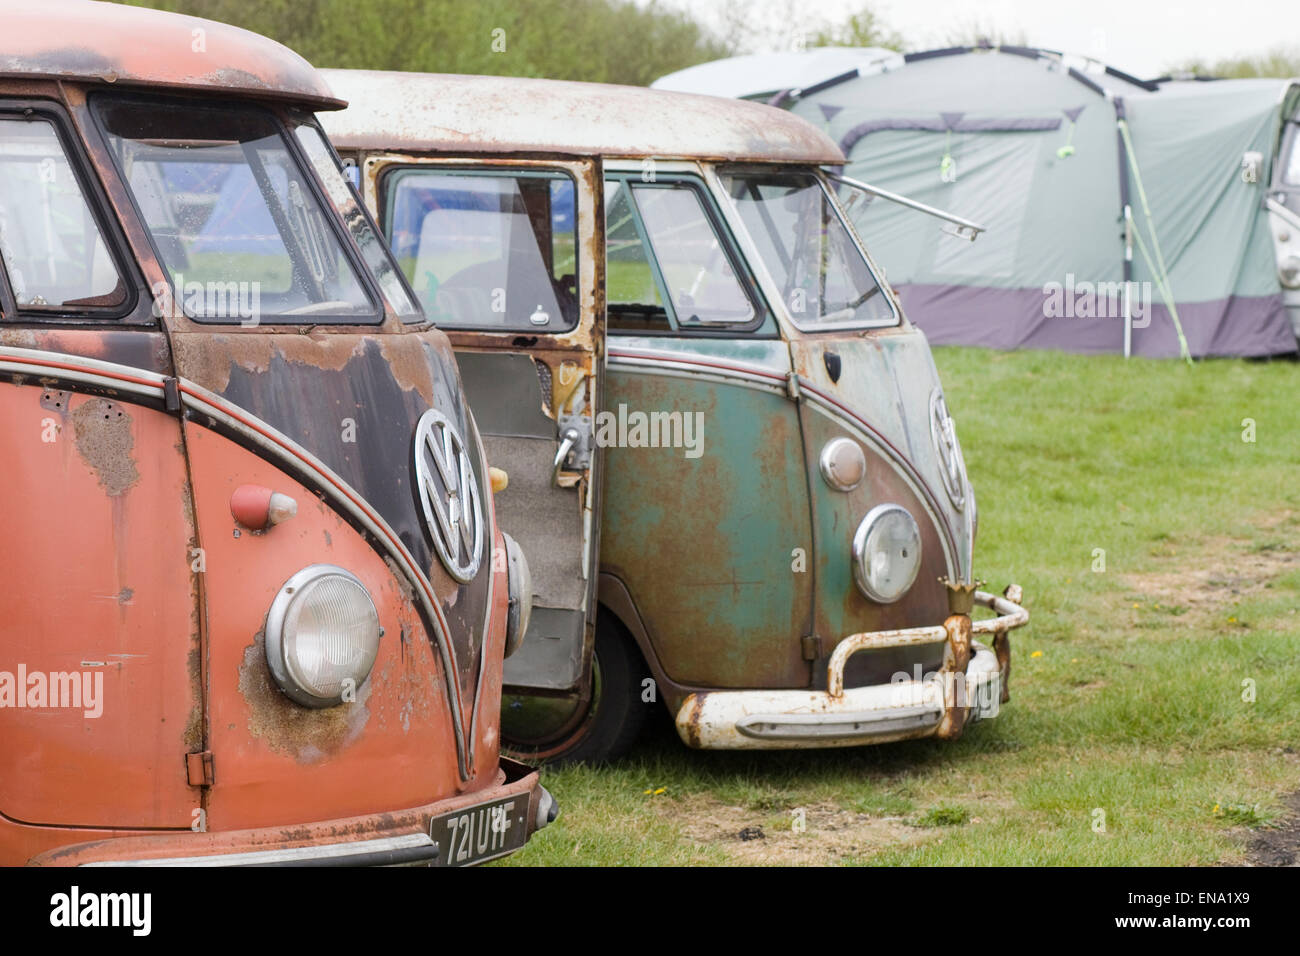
left=1114, top=96, right=1134, bottom=359
left=1123, top=204, right=1134, bottom=359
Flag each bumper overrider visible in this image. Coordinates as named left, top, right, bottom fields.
left=29, top=758, right=556, bottom=867
left=675, top=585, right=1028, bottom=749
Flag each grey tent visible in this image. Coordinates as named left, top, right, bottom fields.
left=656, top=46, right=1300, bottom=358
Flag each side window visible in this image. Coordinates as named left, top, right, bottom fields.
left=604, top=175, right=766, bottom=335
left=0, top=116, right=126, bottom=317
left=605, top=180, right=668, bottom=333
left=382, top=167, right=579, bottom=332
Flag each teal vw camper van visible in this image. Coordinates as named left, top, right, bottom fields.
left=321, top=70, right=1028, bottom=763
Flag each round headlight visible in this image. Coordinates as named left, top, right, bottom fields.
left=265, top=565, right=381, bottom=708
left=1279, top=254, right=1300, bottom=290
left=852, top=504, right=922, bottom=603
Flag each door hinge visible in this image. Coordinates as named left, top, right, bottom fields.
left=186, top=750, right=214, bottom=787
left=163, top=376, right=181, bottom=413
left=786, top=371, right=802, bottom=402
left=800, top=634, right=822, bottom=661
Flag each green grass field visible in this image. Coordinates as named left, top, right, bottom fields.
left=501, top=347, right=1300, bottom=866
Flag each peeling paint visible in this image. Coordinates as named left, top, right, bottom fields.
left=70, top=398, right=138, bottom=497
left=237, top=633, right=371, bottom=762
left=377, top=336, right=436, bottom=406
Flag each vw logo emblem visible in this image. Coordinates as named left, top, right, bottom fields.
left=413, top=409, right=484, bottom=583
left=928, top=388, right=966, bottom=511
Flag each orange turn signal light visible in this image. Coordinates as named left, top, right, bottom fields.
left=231, top=484, right=298, bottom=531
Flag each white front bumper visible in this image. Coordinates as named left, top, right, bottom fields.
left=673, top=588, right=1026, bottom=750
left=675, top=642, right=1001, bottom=750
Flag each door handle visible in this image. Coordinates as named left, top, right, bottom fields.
left=553, top=427, right=580, bottom=486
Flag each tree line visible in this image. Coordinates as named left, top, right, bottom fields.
left=128, top=1, right=1300, bottom=84
left=129, top=0, right=730, bottom=86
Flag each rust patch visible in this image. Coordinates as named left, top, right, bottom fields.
left=377, top=336, right=436, bottom=407
left=171, top=332, right=367, bottom=393
left=173, top=329, right=442, bottom=420
left=0, top=328, right=39, bottom=349
left=322, top=72, right=842, bottom=164
left=237, top=632, right=371, bottom=762
left=182, top=643, right=204, bottom=754
left=383, top=555, right=416, bottom=604
left=183, top=473, right=206, bottom=755
left=679, top=695, right=705, bottom=749
left=368, top=633, right=435, bottom=736
left=169, top=333, right=262, bottom=393
left=2, top=328, right=172, bottom=373
left=70, top=397, right=139, bottom=496
left=934, top=613, right=972, bottom=741
left=271, top=332, right=367, bottom=373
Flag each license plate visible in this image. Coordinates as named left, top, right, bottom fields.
left=428, top=794, right=529, bottom=866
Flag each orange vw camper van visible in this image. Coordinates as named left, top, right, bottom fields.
left=0, top=0, right=550, bottom=866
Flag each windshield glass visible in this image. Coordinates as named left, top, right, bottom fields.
left=95, top=97, right=375, bottom=324
left=0, top=116, right=125, bottom=314
left=721, top=169, right=895, bottom=329
left=294, top=124, right=419, bottom=319
left=1286, top=124, right=1300, bottom=186
left=382, top=167, right=578, bottom=332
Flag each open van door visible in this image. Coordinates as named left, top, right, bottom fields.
left=359, top=153, right=605, bottom=754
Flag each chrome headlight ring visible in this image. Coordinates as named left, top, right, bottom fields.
left=819, top=436, right=867, bottom=492
left=502, top=532, right=533, bottom=659
left=851, top=504, right=923, bottom=603
left=265, top=564, right=382, bottom=708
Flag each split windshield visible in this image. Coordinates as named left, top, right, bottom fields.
left=294, top=124, right=419, bottom=319
left=95, top=97, right=377, bottom=323
left=1285, top=124, right=1300, bottom=186
left=721, top=169, right=895, bottom=329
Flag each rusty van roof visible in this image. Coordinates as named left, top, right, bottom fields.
left=0, top=0, right=344, bottom=110
left=319, top=69, right=844, bottom=164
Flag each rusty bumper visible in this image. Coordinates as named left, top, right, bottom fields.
left=674, top=586, right=1027, bottom=750
left=28, top=758, right=555, bottom=867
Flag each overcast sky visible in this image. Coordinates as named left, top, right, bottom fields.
left=669, top=0, right=1300, bottom=78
